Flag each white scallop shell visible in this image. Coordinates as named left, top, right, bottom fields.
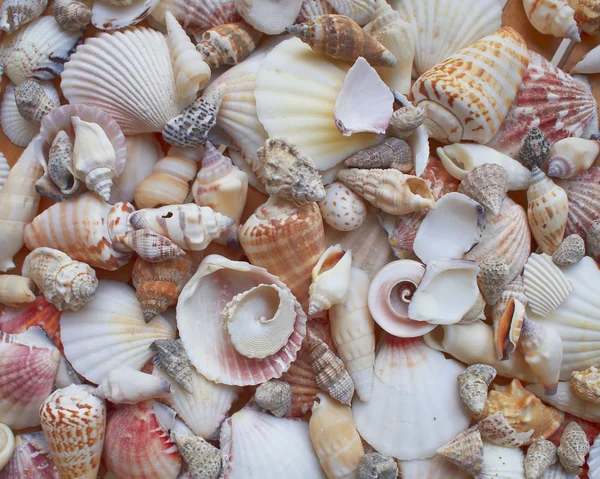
left=527, top=381, right=600, bottom=422
left=61, top=27, right=188, bottom=135
left=61, top=280, right=177, bottom=384
left=523, top=253, right=573, bottom=317
left=352, top=335, right=470, bottom=460
left=479, top=442, right=525, bottom=479
left=92, top=0, right=159, bottom=30
left=588, top=434, right=600, bottom=479
left=543, top=464, right=578, bottom=479
left=1, top=82, right=60, bottom=147
left=0, top=154, right=9, bottom=192
left=391, top=0, right=508, bottom=77
left=318, top=181, right=367, bottom=232
left=254, top=37, right=381, bottom=171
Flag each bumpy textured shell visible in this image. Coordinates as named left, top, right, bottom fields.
left=412, top=27, right=529, bottom=144
left=171, top=432, right=221, bottom=479
left=553, top=234, right=586, bottom=266
left=150, top=0, right=240, bottom=34
left=525, top=440, right=557, bottom=479
left=254, top=381, right=292, bottom=417
left=0, top=432, right=59, bottom=479
left=458, top=163, right=509, bottom=216
left=558, top=166, right=600, bottom=242
left=0, top=0, right=47, bottom=34
left=436, top=426, right=484, bottom=476
left=458, top=364, right=497, bottom=416
left=488, top=52, right=598, bottom=159
left=557, top=421, right=589, bottom=474
left=570, top=0, right=600, bottom=33
left=151, top=339, right=194, bottom=393
left=344, top=138, right=412, bottom=171
left=197, top=22, right=263, bottom=69
left=14, top=79, right=56, bottom=126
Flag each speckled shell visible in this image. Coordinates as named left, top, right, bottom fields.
left=197, top=22, right=263, bottom=69
left=53, top=0, right=92, bottom=32
left=412, top=27, right=529, bottom=144
left=308, top=334, right=354, bottom=405
left=524, top=440, right=558, bottom=479
left=0, top=432, right=59, bottom=479
left=523, top=0, right=580, bottom=40
left=458, top=364, right=497, bottom=416
left=458, top=163, right=509, bottom=216
left=571, top=367, right=600, bottom=403
left=570, top=0, right=600, bottom=33
left=557, top=421, right=589, bottom=475
left=150, top=0, right=240, bottom=34
left=0, top=0, right=47, bottom=34
left=488, top=52, right=598, bottom=159
left=318, top=181, right=367, bottom=232
left=553, top=234, right=586, bottom=265
left=558, top=166, right=600, bottom=242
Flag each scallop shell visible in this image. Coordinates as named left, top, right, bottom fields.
left=150, top=0, right=240, bottom=35
left=93, top=367, right=171, bottom=404
left=0, top=0, right=47, bottom=34
left=391, top=0, right=507, bottom=77
left=235, top=0, right=303, bottom=34
left=399, top=456, right=470, bottom=479
left=318, top=181, right=367, bottom=232
left=0, top=16, right=81, bottom=85
left=412, top=27, right=529, bottom=144
left=478, top=443, right=526, bottom=479
left=91, top=0, right=159, bottom=30
left=352, top=336, right=471, bottom=460
left=558, top=166, right=600, bottom=242
left=40, top=384, right=106, bottom=479
left=523, top=0, right=580, bottom=40
left=524, top=253, right=573, bottom=317
left=1, top=81, right=60, bottom=148
left=0, top=432, right=59, bottom=479
left=254, top=37, right=381, bottom=171
left=61, top=27, right=188, bottom=135
left=220, top=408, right=327, bottom=478
left=60, top=280, right=176, bottom=384
left=177, top=255, right=306, bottom=386
left=487, top=52, right=598, bottom=160
left=571, top=367, right=600, bottom=404
left=0, top=275, right=36, bottom=307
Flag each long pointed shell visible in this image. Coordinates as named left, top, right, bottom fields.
left=523, top=0, right=580, bottom=40
left=437, top=426, right=484, bottom=476
left=150, top=339, right=194, bottom=394
left=308, top=334, right=354, bottom=405
left=0, top=0, right=47, bottom=34
left=93, top=367, right=171, bottom=404
left=197, top=22, right=263, bottom=69
left=524, top=253, right=573, bottom=316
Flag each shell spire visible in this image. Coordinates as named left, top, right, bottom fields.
left=308, top=333, right=354, bottom=405
left=196, top=22, right=263, bottom=69
left=53, top=0, right=92, bottom=31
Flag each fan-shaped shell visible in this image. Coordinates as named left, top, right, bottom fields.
left=60, top=280, right=176, bottom=384
left=0, top=432, right=59, bottom=479
left=488, top=52, right=598, bottom=159
left=150, top=0, right=240, bottom=35
left=527, top=381, right=600, bottom=423
left=324, top=0, right=374, bottom=24
left=524, top=253, right=573, bottom=316
left=558, top=166, right=600, bottom=242
left=61, top=27, right=188, bottom=135
left=296, top=0, right=334, bottom=22
left=352, top=336, right=471, bottom=460
left=0, top=154, right=9, bottom=193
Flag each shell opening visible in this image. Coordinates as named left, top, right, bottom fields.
left=388, top=280, right=416, bottom=317
left=418, top=100, right=464, bottom=143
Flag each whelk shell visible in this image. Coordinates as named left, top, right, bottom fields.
left=520, top=127, right=551, bottom=170
left=344, top=138, right=413, bottom=172
left=151, top=339, right=193, bottom=394
left=458, top=364, right=497, bottom=416
left=197, top=22, right=263, bottom=69
left=254, top=380, right=292, bottom=417
left=523, top=253, right=573, bottom=317
left=523, top=0, right=580, bottom=40
left=308, top=333, right=354, bottom=405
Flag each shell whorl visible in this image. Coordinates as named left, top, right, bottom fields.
left=53, top=0, right=92, bottom=31
left=14, top=80, right=56, bottom=126
left=85, top=167, right=113, bottom=202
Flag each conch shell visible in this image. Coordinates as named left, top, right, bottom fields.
left=492, top=276, right=527, bottom=361
left=308, top=245, right=352, bottom=315
left=22, top=247, right=98, bottom=312
left=523, top=0, right=581, bottom=40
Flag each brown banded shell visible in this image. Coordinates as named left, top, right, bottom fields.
left=197, top=22, right=263, bottom=69
left=436, top=426, right=484, bottom=477
left=14, top=80, right=56, bottom=126
left=150, top=339, right=194, bottom=394
left=171, top=431, right=221, bottom=479
left=458, top=163, right=509, bottom=216
left=344, top=138, right=412, bottom=172
left=556, top=421, right=589, bottom=475
left=552, top=234, right=585, bottom=266
left=457, top=364, right=497, bottom=416
left=525, top=440, right=557, bottom=479
left=53, top=0, right=92, bottom=31
left=120, top=230, right=186, bottom=263
left=254, top=380, right=292, bottom=417
left=571, top=366, right=600, bottom=403
left=285, top=15, right=397, bottom=67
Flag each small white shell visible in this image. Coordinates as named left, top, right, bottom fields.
left=92, top=367, right=171, bottom=404
left=571, top=44, right=600, bottom=74
left=91, top=0, right=158, bottom=30
left=588, top=434, right=600, bottom=479
left=308, top=245, right=352, bottom=315
left=318, top=181, right=367, bottom=232
left=523, top=253, right=573, bottom=316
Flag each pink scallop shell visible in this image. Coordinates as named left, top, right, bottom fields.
left=558, top=166, right=600, bottom=242
left=0, top=432, right=59, bottom=479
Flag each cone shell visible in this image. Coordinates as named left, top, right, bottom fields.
left=553, top=234, right=586, bottom=266
left=0, top=0, right=47, bottom=34
left=40, top=384, right=106, bottom=479
left=436, top=426, right=484, bottom=476
left=318, top=181, right=367, bottom=232
left=53, top=0, right=92, bottom=31
left=61, top=27, right=188, bottom=135
left=150, top=0, right=240, bottom=34
left=458, top=364, right=497, bottom=416
left=309, top=393, right=364, bottom=479
left=488, top=52, right=598, bottom=159
left=103, top=401, right=182, bottom=479
left=571, top=367, right=600, bottom=403
left=412, top=27, right=529, bottom=144
left=0, top=432, right=59, bottom=479
left=525, top=440, right=558, bottom=479
left=197, top=22, right=263, bottom=69
left=524, top=253, right=573, bottom=316
left=458, top=163, right=509, bottom=216
left=523, top=0, right=580, bottom=40
left=557, top=421, right=589, bottom=475
left=558, top=166, right=600, bottom=242
left=0, top=275, right=36, bottom=307
left=60, top=280, right=177, bottom=384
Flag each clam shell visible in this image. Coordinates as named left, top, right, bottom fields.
left=488, top=52, right=598, bottom=159
left=0, top=432, right=59, bottom=479
left=352, top=336, right=471, bottom=460
left=523, top=0, right=580, bottom=40
left=0, top=0, right=47, bottom=34
left=524, top=253, right=573, bottom=316
left=528, top=381, right=600, bottom=422
left=150, top=0, right=240, bottom=35
left=60, top=280, right=177, bottom=384
left=61, top=27, right=188, bottom=135
left=558, top=166, right=600, bottom=242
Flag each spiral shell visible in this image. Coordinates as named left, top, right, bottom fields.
left=197, top=22, right=263, bottom=69
left=14, top=79, right=56, bottom=126
left=150, top=0, right=240, bottom=34
left=53, top=0, right=92, bottom=31
left=254, top=381, right=292, bottom=417
left=547, top=137, right=600, bottom=179
left=458, top=364, right=497, bottom=416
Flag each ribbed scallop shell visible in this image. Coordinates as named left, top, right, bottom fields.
left=0, top=432, right=59, bottom=479
left=558, top=166, right=600, bottom=242
left=0, top=0, right=47, bottom=34
left=488, top=52, right=598, bottom=159
left=254, top=37, right=380, bottom=171
left=61, top=27, right=187, bottom=135
left=103, top=401, right=182, bottom=479
left=324, top=0, right=375, bottom=24
left=91, top=0, right=159, bottom=31
left=61, top=280, right=176, bottom=384
left=0, top=332, right=60, bottom=429
left=1, top=82, right=60, bottom=148
left=391, top=0, right=508, bottom=77
left=352, top=336, right=470, bottom=460
left=412, top=27, right=529, bottom=144
left=153, top=364, right=238, bottom=438
left=0, top=16, right=81, bottom=85
left=150, top=0, right=240, bottom=34
left=220, top=408, right=327, bottom=478
left=177, top=255, right=306, bottom=386
left=0, top=154, right=9, bottom=193
left=296, top=0, right=334, bottom=22
left=524, top=253, right=573, bottom=316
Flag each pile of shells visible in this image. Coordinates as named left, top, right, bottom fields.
left=2, top=0, right=600, bottom=477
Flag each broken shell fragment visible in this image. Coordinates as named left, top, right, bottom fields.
left=234, top=0, right=303, bottom=34
left=344, top=138, right=412, bottom=172
left=458, top=364, right=497, bottom=416
left=525, top=440, right=558, bottom=479
left=309, top=334, right=354, bottom=405
left=308, top=245, right=352, bottom=315
left=458, top=163, right=509, bottom=216
left=557, top=421, right=589, bottom=475
left=553, top=234, right=586, bottom=266
left=571, top=367, right=600, bottom=404
left=0, top=275, right=36, bottom=307
left=254, top=380, right=292, bottom=417
left=436, top=426, right=484, bottom=476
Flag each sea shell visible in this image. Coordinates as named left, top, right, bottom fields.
left=523, top=0, right=580, bottom=40
left=1, top=81, right=60, bottom=148
left=0, top=143, right=43, bottom=272
left=525, top=440, right=558, bottom=479
left=424, top=320, right=538, bottom=382
left=391, top=0, right=507, bottom=77
left=520, top=127, right=551, bottom=170
left=134, top=146, right=201, bottom=209
left=338, top=168, right=435, bottom=216
left=151, top=339, right=194, bottom=394
left=254, top=37, right=381, bottom=171
left=308, top=334, right=354, bottom=405
left=318, top=181, right=367, bottom=232
left=481, top=380, right=564, bottom=444
left=459, top=164, right=509, bottom=216
left=330, top=267, right=375, bottom=401
left=197, top=22, right=263, bottom=69
left=589, top=434, right=600, bottom=479
left=239, top=197, right=325, bottom=307
left=437, top=144, right=532, bottom=191
left=458, top=364, right=497, bottom=416
left=60, top=280, right=176, bottom=384
left=0, top=295, right=62, bottom=348
left=0, top=431, right=58, bottom=479
left=528, top=381, right=600, bottom=422
left=477, top=443, right=526, bottom=479
left=14, top=80, right=56, bottom=126
left=0, top=0, right=47, bottom=34
left=571, top=43, right=600, bottom=73
left=53, top=0, right=92, bottom=31
left=0, top=330, right=60, bottom=429
left=171, top=431, right=221, bottom=479
left=524, top=253, right=573, bottom=316
left=493, top=276, right=528, bottom=361
left=40, top=384, right=106, bottom=479
left=0, top=275, right=36, bottom=307
left=91, top=0, right=159, bottom=31
left=571, top=367, right=600, bottom=403
left=0, top=16, right=81, bottom=85
left=558, top=166, right=600, bottom=242
left=388, top=104, right=427, bottom=141
left=344, top=138, right=412, bottom=172
left=353, top=336, right=470, bottom=460
left=177, top=255, right=306, bottom=385
left=220, top=408, right=327, bottom=478
left=150, top=0, right=240, bottom=35
left=333, top=57, right=394, bottom=136
left=235, top=0, right=303, bottom=34
left=409, top=259, right=480, bottom=326
left=309, top=392, right=364, bottom=478
left=363, top=0, right=415, bottom=95
left=132, top=256, right=194, bottom=322
left=0, top=154, right=9, bottom=193
left=412, top=27, right=529, bottom=144
left=399, top=456, right=470, bottom=479
left=323, top=0, right=374, bottom=24
left=359, top=453, right=398, bottom=479
left=487, top=52, right=598, bottom=160
left=465, top=196, right=531, bottom=289
left=296, top=0, right=334, bottom=22
left=556, top=421, right=588, bottom=475
left=436, top=426, right=484, bottom=476
left=45, top=131, right=78, bottom=197
left=103, top=401, right=182, bottom=479
left=413, top=192, right=483, bottom=264
left=61, top=27, right=188, bottom=135
left=570, top=0, right=600, bottom=33
left=553, top=234, right=586, bottom=266
left=478, top=257, right=510, bottom=306
left=153, top=361, right=238, bottom=438
left=308, top=245, right=352, bottom=315
left=547, top=138, right=600, bottom=179
left=254, top=380, right=292, bottom=417
left=93, top=367, right=171, bottom=404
